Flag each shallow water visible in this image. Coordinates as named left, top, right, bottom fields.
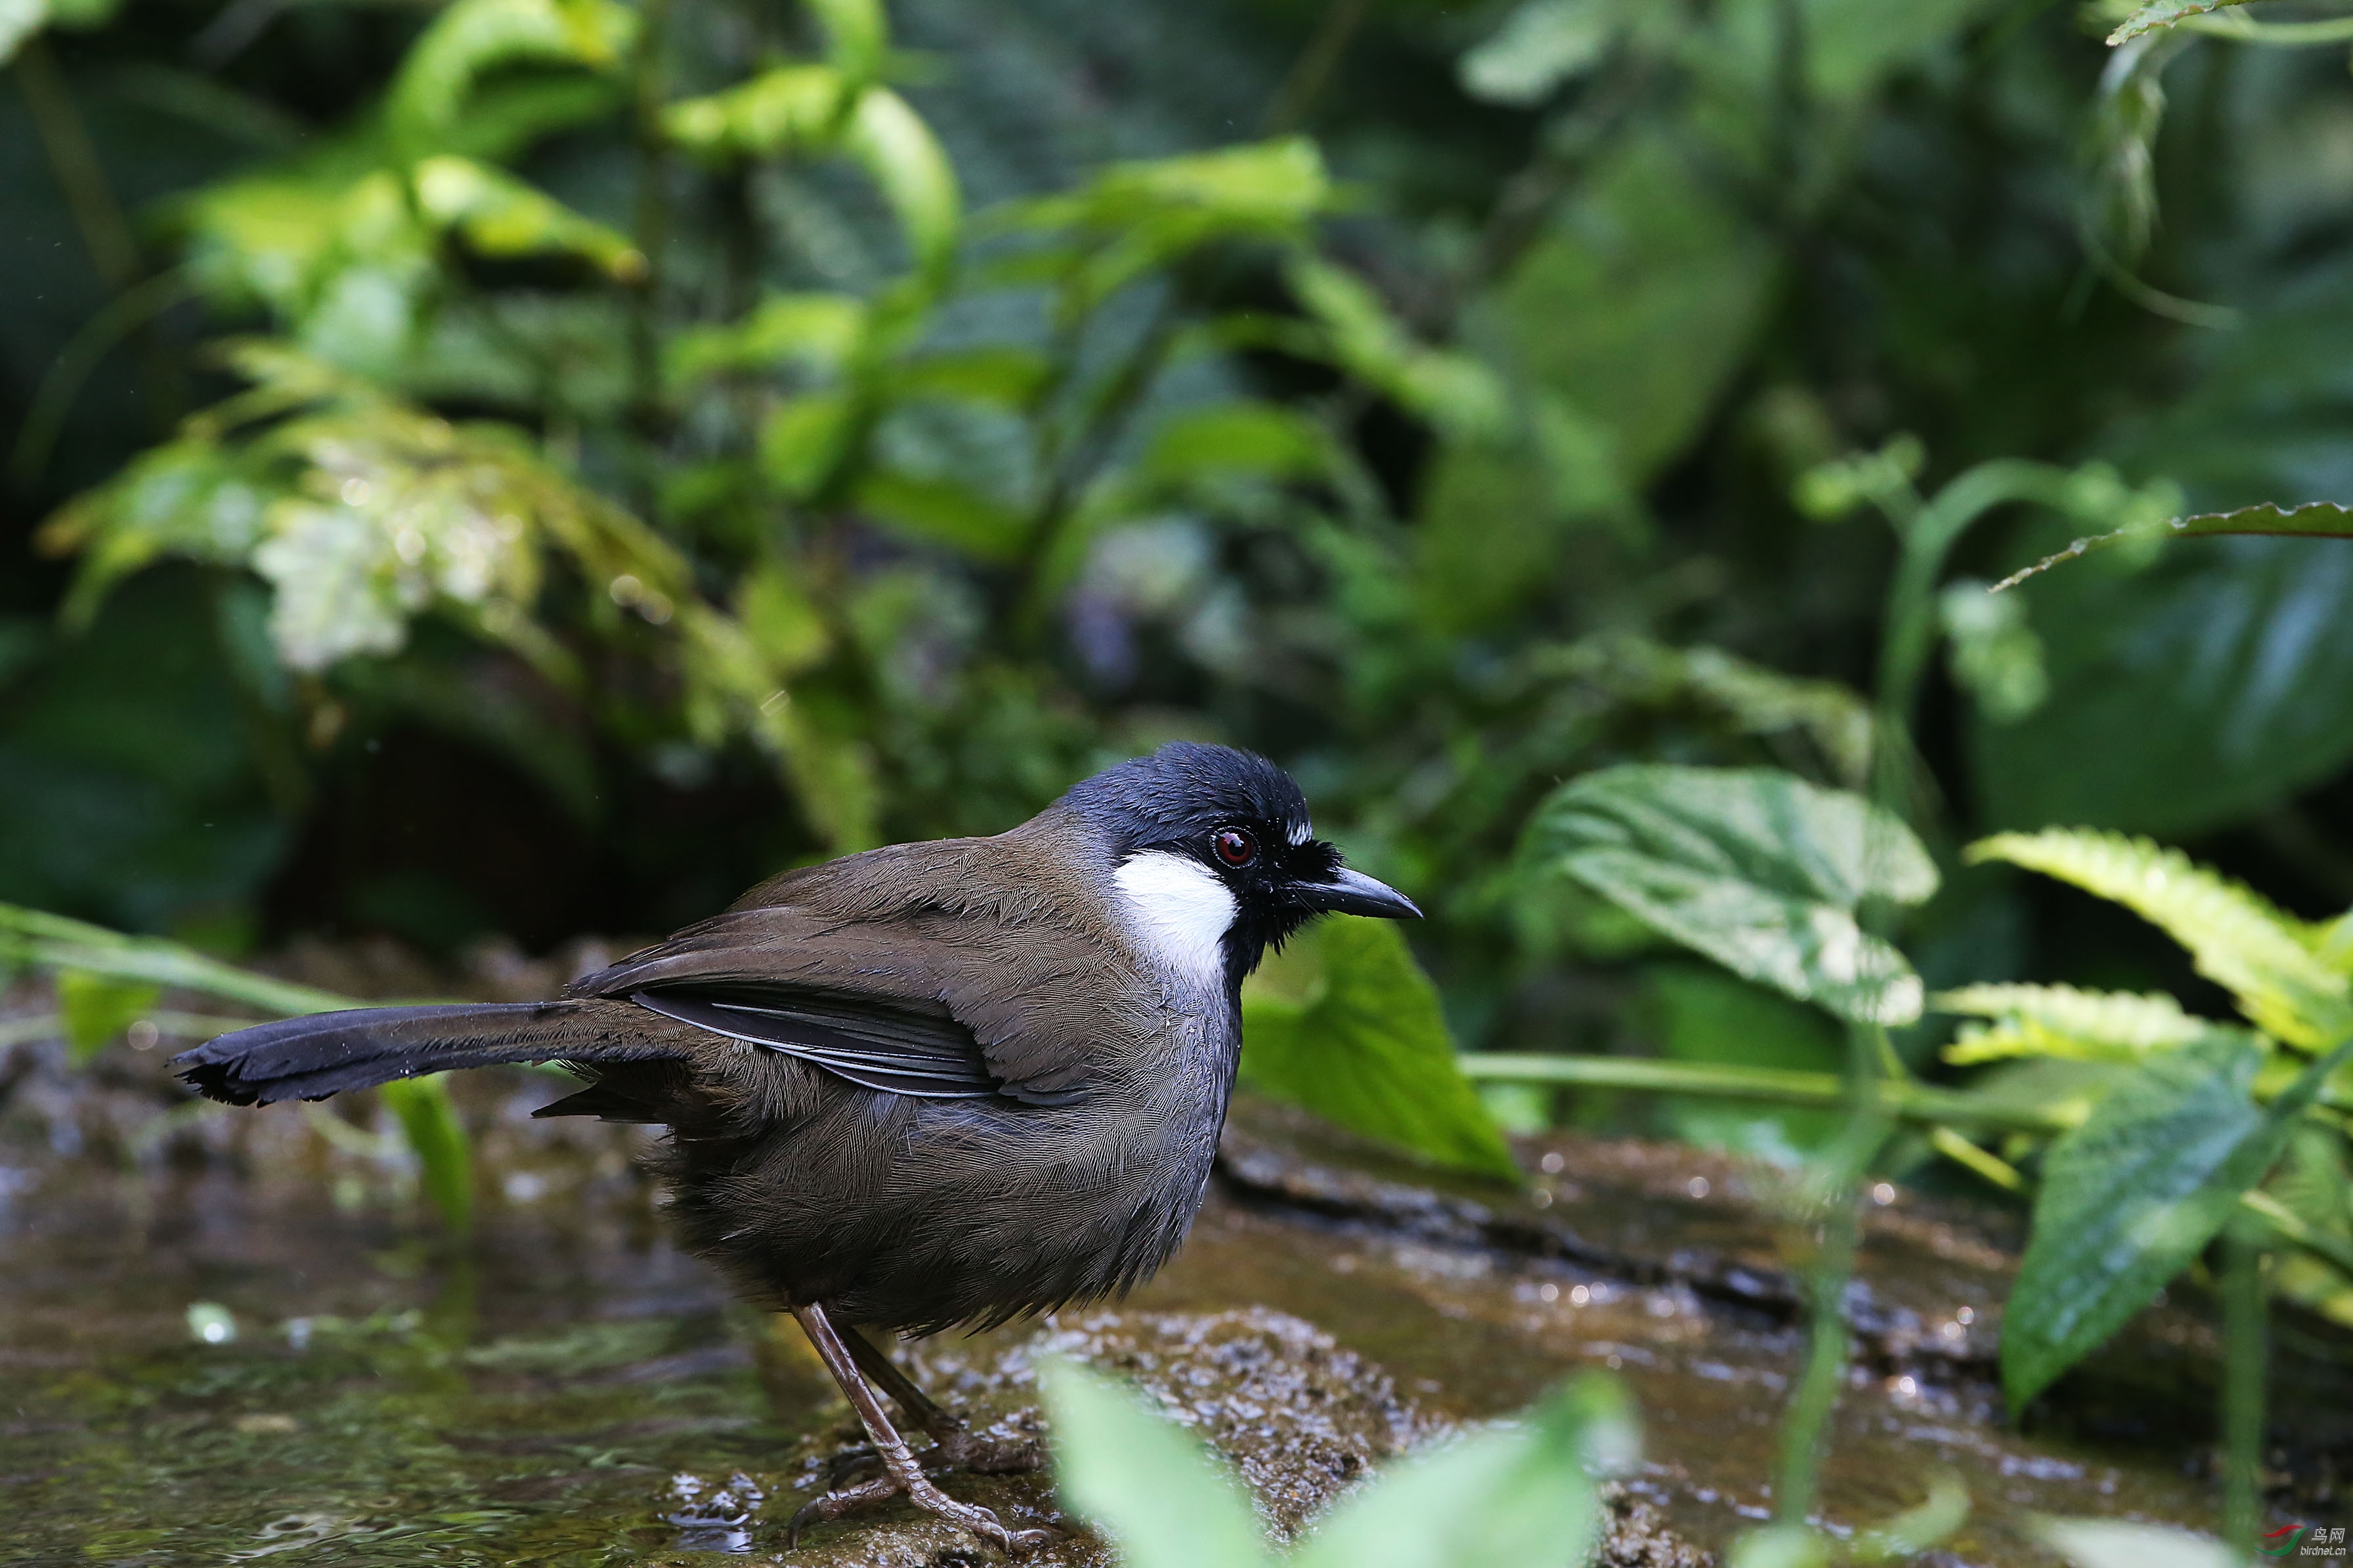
left=3, top=1022, right=2342, bottom=1565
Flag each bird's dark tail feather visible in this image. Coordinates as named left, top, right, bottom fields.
left=173, top=1000, right=687, bottom=1107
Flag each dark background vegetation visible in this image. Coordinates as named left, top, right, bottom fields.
left=7, top=0, right=2353, bottom=1122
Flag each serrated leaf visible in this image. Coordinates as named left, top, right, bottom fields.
left=1933, top=983, right=2220, bottom=1065
left=2002, top=1033, right=2353, bottom=1408
left=1993, top=499, right=2353, bottom=591
left=56, top=969, right=161, bottom=1064
left=2105, top=0, right=2258, bottom=45
left=1522, top=765, right=1937, bottom=1025
left=1240, top=918, right=1520, bottom=1181
left=1968, top=829, right=2352, bottom=1049
left=1293, top=1374, right=1626, bottom=1568
left=1039, top=1359, right=1271, bottom=1568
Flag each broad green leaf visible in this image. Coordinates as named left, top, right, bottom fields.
left=1522, top=766, right=1938, bottom=1026
left=1039, top=1359, right=1271, bottom=1568
left=412, top=156, right=646, bottom=281
left=56, top=969, right=160, bottom=1065
left=1284, top=257, right=1506, bottom=441
left=2031, top=1518, right=2235, bottom=1568
left=381, top=1075, right=473, bottom=1235
left=1934, top=983, right=2219, bottom=1065
left=1968, top=830, right=2352, bottom=1049
left=0, top=0, right=45, bottom=66
left=1293, top=1374, right=1628, bottom=1568
left=2105, top=0, right=2258, bottom=45
left=2001, top=1034, right=2353, bottom=1407
left=889, top=346, right=1050, bottom=408
left=1993, top=499, right=2353, bottom=591
left=1240, top=918, right=1521, bottom=1182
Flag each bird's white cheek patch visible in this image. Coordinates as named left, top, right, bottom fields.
left=1113, top=851, right=1237, bottom=990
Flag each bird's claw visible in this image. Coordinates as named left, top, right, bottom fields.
left=925, top=1424, right=1047, bottom=1476
left=786, top=1470, right=1051, bottom=1556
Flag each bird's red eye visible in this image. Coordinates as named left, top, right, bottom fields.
left=1213, top=828, right=1257, bottom=868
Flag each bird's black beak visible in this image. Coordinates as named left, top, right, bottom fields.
left=1292, top=865, right=1422, bottom=920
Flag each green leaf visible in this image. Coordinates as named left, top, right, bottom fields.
left=2001, top=1033, right=2353, bottom=1408
left=1522, top=765, right=1938, bottom=1026
left=1938, top=578, right=2046, bottom=724
left=662, top=66, right=852, bottom=160
left=1138, top=402, right=1331, bottom=487
left=1641, top=965, right=1844, bottom=1165
left=1458, top=0, right=1619, bottom=106
left=56, top=968, right=161, bottom=1065
left=1284, top=257, right=1506, bottom=441
left=412, top=156, right=646, bottom=282
left=844, top=88, right=962, bottom=288
left=387, top=0, right=635, bottom=156
left=381, top=1075, right=474, bottom=1236
left=1968, top=829, right=2353, bottom=1050
left=1293, top=1374, right=1627, bottom=1568
left=1934, top=983, right=2222, bottom=1065
left=667, top=293, right=867, bottom=385
left=760, top=391, right=860, bottom=499
left=852, top=470, right=1025, bottom=561
left=2031, top=1518, right=2236, bottom=1568
left=1993, top=499, right=2353, bottom=591
left=1471, top=133, right=1775, bottom=491
left=1039, top=1359, right=1272, bottom=1568
left=2105, top=0, right=2258, bottom=45
left=1240, top=918, right=1521, bottom=1182
left=804, top=0, right=886, bottom=84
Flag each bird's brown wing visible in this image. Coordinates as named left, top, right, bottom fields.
left=563, top=897, right=1104, bottom=1108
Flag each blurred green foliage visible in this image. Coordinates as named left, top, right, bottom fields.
left=11, top=0, right=2353, bottom=1144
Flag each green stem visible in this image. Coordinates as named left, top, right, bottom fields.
left=13, top=37, right=140, bottom=289
left=2220, top=1220, right=2266, bottom=1542
left=1457, top=1051, right=2078, bottom=1132
left=1262, top=0, right=1370, bottom=135
left=0, top=902, right=359, bottom=1017
left=10, top=270, right=194, bottom=485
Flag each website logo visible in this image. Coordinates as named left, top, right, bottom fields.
left=2266, top=1527, right=2348, bottom=1559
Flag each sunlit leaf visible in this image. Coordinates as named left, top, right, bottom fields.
left=2105, top=0, right=2258, bottom=45
left=662, top=65, right=853, bottom=159
left=760, top=391, right=861, bottom=499
left=1459, top=0, right=1619, bottom=105
left=1939, top=578, right=2047, bottom=724
left=1138, top=401, right=1331, bottom=487
left=853, top=470, right=1025, bottom=561
left=1039, top=1359, right=1272, bottom=1568
left=1285, top=256, right=1506, bottom=441
left=668, top=293, right=867, bottom=385
left=1522, top=766, right=1938, bottom=1025
left=804, top=0, right=885, bottom=83
left=1293, top=1374, right=1628, bottom=1568
left=0, top=0, right=47, bottom=66
left=845, top=87, right=962, bottom=288
left=2002, top=1033, right=2353, bottom=1407
left=1240, top=918, right=1521, bottom=1182
left=1969, top=829, right=2353, bottom=1049
left=1935, top=983, right=2223, bottom=1065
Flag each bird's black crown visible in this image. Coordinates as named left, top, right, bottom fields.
left=1059, top=742, right=1311, bottom=856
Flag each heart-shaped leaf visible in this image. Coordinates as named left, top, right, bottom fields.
left=1520, top=766, right=1937, bottom=1025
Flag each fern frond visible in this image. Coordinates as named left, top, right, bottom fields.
left=1933, top=982, right=2224, bottom=1064
left=1967, top=829, right=2353, bottom=1050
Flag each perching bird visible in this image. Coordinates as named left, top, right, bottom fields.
left=174, top=742, right=1420, bottom=1554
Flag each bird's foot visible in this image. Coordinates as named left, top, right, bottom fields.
left=787, top=1468, right=1051, bottom=1556
left=922, top=1424, right=1046, bottom=1476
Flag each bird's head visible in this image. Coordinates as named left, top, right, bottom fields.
left=1058, top=741, right=1420, bottom=990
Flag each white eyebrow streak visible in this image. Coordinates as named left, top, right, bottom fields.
left=1288, top=820, right=1311, bottom=846
left=1112, top=850, right=1236, bottom=991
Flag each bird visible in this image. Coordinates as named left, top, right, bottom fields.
left=173, top=741, right=1421, bottom=1554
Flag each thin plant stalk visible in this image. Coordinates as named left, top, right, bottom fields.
left=2222, top=1219, right=2266, bottom=1543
